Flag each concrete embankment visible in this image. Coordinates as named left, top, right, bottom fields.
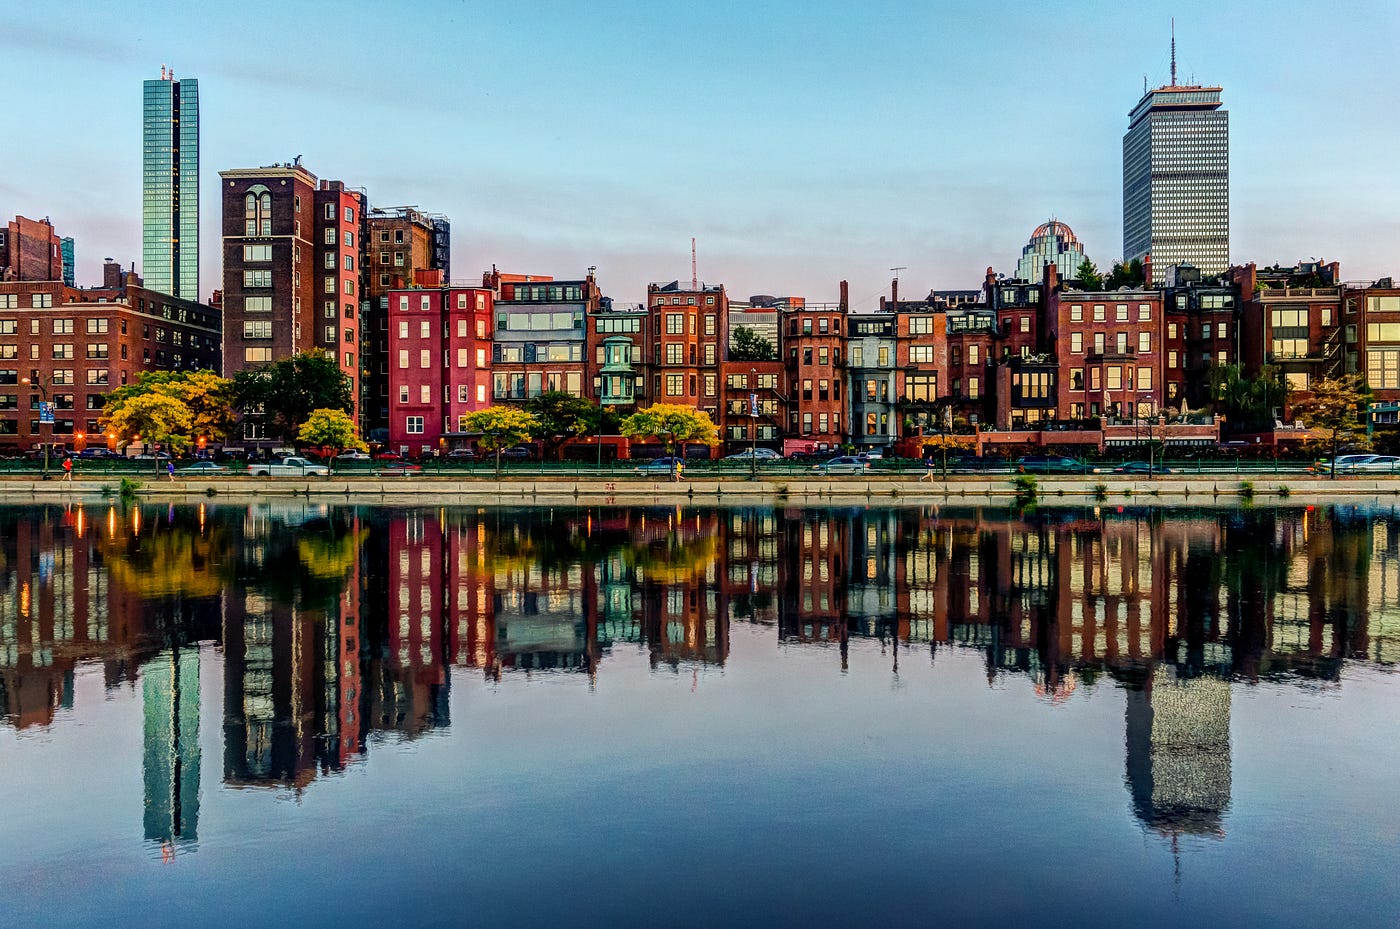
left=2, top=475, right=1398, bottom=507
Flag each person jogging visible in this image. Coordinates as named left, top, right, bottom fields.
left=62, top=456, right=74, bottom=482
left=166, top=460, right=176, bottom=481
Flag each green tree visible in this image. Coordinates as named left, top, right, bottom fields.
left=232, top=350, right=354, bottom=441
left=526, top=391, right=600, bottom=460
left=619, top=403, right=720, bottom=456
left=1104, top=258, right=1145, bottom=290
left=297, top=408, right=367, bottom=476
left=461, top=406, right=541, bottom=478
left=1294, top=375, right=1371, bottom=476
left=730, top=326, right=776, bottom=362
left=102, top=393, right=193, bottom=474
left=1210, top=364, right=1290, bottom=431
left=1075, top=259, right=1103, bottom=290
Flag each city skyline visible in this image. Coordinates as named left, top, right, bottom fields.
left=3, top=1, right=1398, bottom=307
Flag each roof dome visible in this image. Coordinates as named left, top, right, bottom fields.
left=1030, top=220, right=1078, bottom=244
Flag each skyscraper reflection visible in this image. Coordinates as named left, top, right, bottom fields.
left=2, top=501, right=1397, bottom=829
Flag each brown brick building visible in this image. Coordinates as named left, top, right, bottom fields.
left=0, top=215, right=64, bottom=283
left=781, top=295, right=846, bottom=452
left=220, top=163, right=367, bottom=443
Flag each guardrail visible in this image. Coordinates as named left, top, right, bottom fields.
left=2, top=457, right=1386, bottom=479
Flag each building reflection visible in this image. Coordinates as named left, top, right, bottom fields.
left=2, top=500, right=1398, bottom=843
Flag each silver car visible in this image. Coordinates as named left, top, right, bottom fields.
left=812, top=456, right=869, bottom=475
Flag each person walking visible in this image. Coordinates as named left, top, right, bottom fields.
left=166, top=460, right=176, bottom=482
left=62, top=456, right=74, bottom=482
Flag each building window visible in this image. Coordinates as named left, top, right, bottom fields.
left=324, top=227, right=337, bottom=245
left=406, top=416, right=424, bottom=434
left=244, top=347, right=273, bottom=363
left=243, top=321, right=272, bottom=339
left=1115, top=304, right=1128, bottom=322
left=967, top=377, right=979, bottom=399
left=666, top=374, right=684, bottom=396
left=1070, top=305, right=1083, bottom=322
left=245, top=192, right=272, bottom=236
left=666, top=313, right=683, bottom=334
left=1138, top=303, right=1152, bottom=320
left=1093, top=304, right=1106, bottom=322
left=420, top=349, right=430, bottom=369
left=1138, top=332, right=1151, bottom=353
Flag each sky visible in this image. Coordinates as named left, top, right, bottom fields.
left=3, top=0, right=1398, bottom=307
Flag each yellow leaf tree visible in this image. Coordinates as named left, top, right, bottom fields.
left=619, top=403, right=719, bottom=456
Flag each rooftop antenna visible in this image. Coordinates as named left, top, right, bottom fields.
left=691, top=237, right=698, bottom=290
left=1170, top=18, right=1177, bottom=87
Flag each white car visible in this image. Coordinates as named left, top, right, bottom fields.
left=1345, top=455, right=1400, bottom=474
left=248, top=456, right=330, bottom=477
left=335, top=450, right=370, bottom=460
left=724, top=448, right=780, bottom=460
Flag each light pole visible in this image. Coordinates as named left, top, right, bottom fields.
left=21, top=375, right=52, bottom=477
left=749, top=368, right=758, bottom=481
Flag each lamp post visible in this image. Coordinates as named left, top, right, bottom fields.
left=749, top=368, right=758, bottom=482
left=21, top=375, right=52, bottom=477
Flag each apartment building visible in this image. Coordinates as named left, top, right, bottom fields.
left=647, top=280, right=728, bottom=418
left=489, top=270, right=600, bottom=402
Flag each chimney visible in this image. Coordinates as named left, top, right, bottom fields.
left=1143, top=253, right=1153, bottom=287
left=103, top=258, right=122, bottom=289
left=1042, top=260, right=1059, bottom=291
left=891, top=278, right=899, bottom=307
left=984, top=266, right=997, bottom=301
left=838, top=280, right=848, bottom=311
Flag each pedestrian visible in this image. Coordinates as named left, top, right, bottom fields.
left=920, top=455, right=935, bottom=482
left=166, top=460, right=176, bottom=482
left=62, top=456, right=73, bottom=482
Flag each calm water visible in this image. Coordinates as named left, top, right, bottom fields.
left=2, top=500, right=1398, bottom=928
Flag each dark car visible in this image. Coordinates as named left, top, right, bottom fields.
left=1016, top=455, right=1087, bottom=474
left=78, top=448, right=123, bottom=459
left=499, top=446, right=532, bottom=460
left=949, top=454, right=1007, bottom=472
left=1113, top=460, right=1172, bottom=475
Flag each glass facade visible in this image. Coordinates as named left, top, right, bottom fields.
left=1122, top=85, right=1228, bottom=281
left=1015, top=221, right=1087, bottom=282
left=143, top=75, right=199, bottom=300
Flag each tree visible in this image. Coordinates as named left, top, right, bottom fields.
left=102, top=393, right=193, bottom=474
left=1075, top=259, right=1103, bottom=290
left=1104, top=258, right=1145, bottom=290
left=730, top=326, right=776, bottom=362
left=297, top=408, right=367, bottom=476
left=232, top=350, right=354, bottom=441
left=619, top=403, right=720, bottom=456
left=100, top=369, right=235, bottom=451
left=526, top=391, right=600, bottom=460
left=1210, top=363, right=1290, bottom=432
left=461, top=406, right=540, bottom=478
left=921, top=434, right=964, bottom=478
left=1294, top=375, right=1371, bottom=476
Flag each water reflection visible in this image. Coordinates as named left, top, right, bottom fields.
left=2, top=501, right=1399, bottom=848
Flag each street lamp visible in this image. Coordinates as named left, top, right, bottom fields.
left=21, top=375, right=53, bottom=477
left=749, top=367, right=759, bottom=481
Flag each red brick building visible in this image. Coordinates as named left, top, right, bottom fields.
left=1047, top=284, right=1165, bottom=423
left=0, top=263, right=222, bottom=454
left=385, top=285, right=494, bottom=454
left=647, top=280, right=728, bottom=420
left=781, top=293, right=846, bottom=452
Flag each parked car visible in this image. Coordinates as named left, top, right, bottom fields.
left=1342, top=455, right=1400, bottom=473
left=78, top=448, right=123, bottom=460
left=335, top=450, right=370, bottom=460
left=949, top=454, right=1007, bottom=472
left=377, top=463, right=423, bottom=477
left=176, top=461, right=228, bottom=476
left=446, top=448, right=478, bottom=460
left=724, top=448, right=780, bottom=460
left=856, top=449, right=885, bottom=461
left=248, top=457, right=330, bottom=478
left=132, top=452, right=172, bottom=461
left=373, top=451, right=405, bottom=462
left=635, top=457, right=685, bottom=476
left=1313, top=454, right=1377, bottom=474
left=1113, top=460, right=1172, bottom=475
left=1016, top=455, right=1088, bottom=474
left=499, top=446, right=533, bottom=460
left=811, top=456, right=870, bottom=475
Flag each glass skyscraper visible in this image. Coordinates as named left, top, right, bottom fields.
left=143, top=70, right=199, bottom=299
left=1122, top=85, right=1228, bottom=281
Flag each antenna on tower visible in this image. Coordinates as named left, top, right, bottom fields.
left=1170, top=17, right=1177, bottom=86
left=691, top=237, right=698, bottom=290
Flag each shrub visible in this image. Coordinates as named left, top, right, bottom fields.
left=119, top=478, right=141, bottom=499
left=1093, top=483, right=1109, bottom=501
left=1239, top=481, right=1255, bottom=500
left=1013, top=475, right=1038, bottom=505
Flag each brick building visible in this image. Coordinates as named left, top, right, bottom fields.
left=647, top=280, right=728, bottom=420
left=780, top=290, right=846, bottom=452
left=0, top=262, right=221, bottom=454
left=0, top=215, right=64, bottom=283
left=1047, top=276, right=1165, bottom=423
left=219, top=163, right=367, bottom=444
left=385, top=285, right=494, bottom=454
left=586, top=299, right=650, bottom=410
left=364, top=207, right=449, bottom=439
left=1229, top=261, right=1344, bottom=408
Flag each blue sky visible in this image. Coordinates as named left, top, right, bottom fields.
left=3, top=0, right=1397, bottom=306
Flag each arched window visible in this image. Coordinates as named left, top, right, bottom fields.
left=244, top=185, right=272, bottom=236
